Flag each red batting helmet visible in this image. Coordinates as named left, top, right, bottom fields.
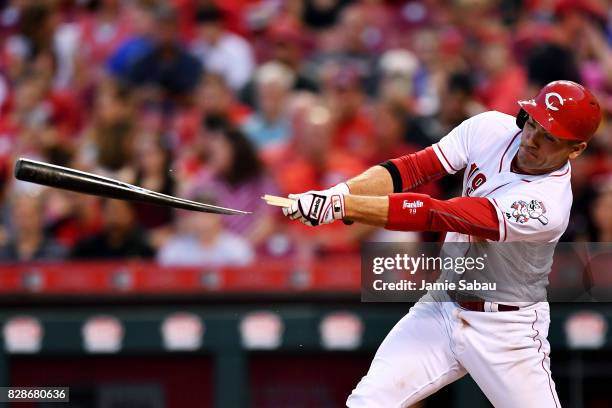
left=516, top=80, right=602, bottom=142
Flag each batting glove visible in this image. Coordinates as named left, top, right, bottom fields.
left=282, top=183, right=349, bottom=226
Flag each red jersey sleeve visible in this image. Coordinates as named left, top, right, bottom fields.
left=386, top=193, right=500, bottom=241
left=381, top=147, right=447, bottom=192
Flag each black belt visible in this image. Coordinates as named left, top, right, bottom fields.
left=447, top=290, right=519, bottom=312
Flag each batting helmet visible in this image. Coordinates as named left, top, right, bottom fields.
left=516, top=80, right=602, bottom=142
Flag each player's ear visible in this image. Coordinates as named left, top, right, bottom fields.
left=568, top=141, right=587, bottom=160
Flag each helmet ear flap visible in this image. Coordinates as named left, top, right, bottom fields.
left=516, top=108, right=529, bottom=130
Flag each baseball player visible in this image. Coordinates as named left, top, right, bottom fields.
left=282, top=80, right=602, bottom=407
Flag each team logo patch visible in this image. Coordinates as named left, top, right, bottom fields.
left=527, top=200, right=549, bottom=225
left=506, top=200, right=529, bottom=223
left=545, top=92, right=564, bottom=111
left=505, top=200, right=549, bottom=225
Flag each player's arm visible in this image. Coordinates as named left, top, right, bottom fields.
left=282, top=147, right=450, bottom=225
left=344, top=192, right=500, bottom=241
left=283, top=116, right=477, bottom=226
left=346, top=147, right=448, bottom=195
left=345, top=165, right=394, bottom=195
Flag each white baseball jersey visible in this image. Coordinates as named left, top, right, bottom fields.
left=433, top=110, right=572, bottom=243
left=348, top=111, right=564, bottom=408
left=432, top=111, right=572, bottom=302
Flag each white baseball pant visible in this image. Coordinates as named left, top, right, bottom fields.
left=347, top=295, right=560, bottom=408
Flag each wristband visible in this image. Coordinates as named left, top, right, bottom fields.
left=386, top=192, right=431, bottom=231
left=332, top=183, right=353, bottom=224
left=332, top=182, right=350, bottom=195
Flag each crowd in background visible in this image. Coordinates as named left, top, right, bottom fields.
left=0, top=0, right=611, bottom=265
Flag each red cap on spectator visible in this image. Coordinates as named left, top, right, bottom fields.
left=268, top=18, right=304, bottom=45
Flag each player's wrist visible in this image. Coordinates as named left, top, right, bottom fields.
left=330, top=183, right=349, bottom=221
left=330, top=182, right=350, bottom=196
left=343, top=195, right=388, bottom=226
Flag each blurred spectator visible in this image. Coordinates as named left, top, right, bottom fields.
left=131, top=136, right=176, bottom=249
left=273, top=102, right=366, bottom=193
left=578, top=23, right=612, bottom=112
left=260, top=91, right=317, bottom=170
left=196, top=73, right=252, bottom=125
left=190, top=5, right=255, bottom=91
left=302, top=0, right=352, bottom=30
left=77, top=82, right=135, bottom=177
left=0, top=156, right=8, bottom=204
left=477, top=35, right=527, bottom=115
left=74, top=0, right=133, bottom=92
left=305, top=5, right=378, bottom=93
left=407, top=71, right=484, bottom=149
left=172, top=74, right=252, bottom=177
left=242, top=62, right=293, bottom=149
left=526, top=43, right=580, bottom=91
left=71, top=199, right=154, bottom=259
left=157, top=196, right=254, bottom=267
left=369, top=100, right=416, bottom=165
left=554, top=0, right=609, bottom=52
left=8, top=69, right=81, bottom=164
left=0, top=191, right=67, bottom=262
left=187, top=118, right=279, bottom=249
left=2, top=2, right=73, bottom=88
left=0, top=70, right=9, bottom=114
left=266, top=18, right=318, bottom=94
left=410, top=28, right=446, bottom=117
left=124, top=5, right=202, bottom=104
left=377, top=49, right=419, bottom=109
left=105, top=0, right=156, bottom=78
left=322, top=63, right=375, bottom=161
left=242, top=17, right=318, bottom=106
left=562, top=168, right=593, bottom=241
left=592, top=178, right=612, bottom=242
left=132, top=137, right=176, bottom=229
left=0, top=1, right=20, bottom=37
left=46, top=192, right=103, bottom=250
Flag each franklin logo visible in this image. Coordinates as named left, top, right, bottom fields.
left=311, top=196, right=324, bottom=218
left=402, top=200, right=423, bottom=209
left=545, top=92, right=564, bottom=111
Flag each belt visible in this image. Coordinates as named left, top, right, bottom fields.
left=447, top=290, right=519, bottom=312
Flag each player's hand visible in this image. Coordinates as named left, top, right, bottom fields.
left=282, top=183, right=349, bottom=226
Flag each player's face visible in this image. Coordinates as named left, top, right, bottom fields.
left=517, top=117, right=587, bottom=174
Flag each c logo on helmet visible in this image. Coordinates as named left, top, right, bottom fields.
left=545, top=92, right=564, bottom=111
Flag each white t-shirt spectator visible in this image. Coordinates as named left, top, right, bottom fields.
left=157, top=232, right=254, bottom=267
left=191, top=32, right=255, bottom=91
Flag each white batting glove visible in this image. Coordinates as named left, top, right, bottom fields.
left=282, top=183, right=349, bottom=226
